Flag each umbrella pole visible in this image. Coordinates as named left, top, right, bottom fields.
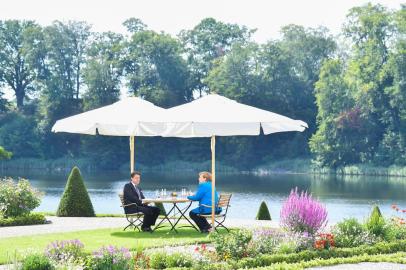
left=130, top=136, right=135, bottom=172
left=211, top=135, right=216, bottom=229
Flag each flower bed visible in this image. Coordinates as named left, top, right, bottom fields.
left=11, top=189, right=406, bottom=270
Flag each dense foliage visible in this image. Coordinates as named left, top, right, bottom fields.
left=0, top=3, right=404, bottom=170
left=0, top=178, right=42, bottom=218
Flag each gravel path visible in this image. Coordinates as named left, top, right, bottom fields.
left=0, top=216, right=277, bottom=238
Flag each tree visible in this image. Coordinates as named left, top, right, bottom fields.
left=344, top=4, right=395, bottom=163
left=0, top=91, right=8, bottom=113
left=179, top=18, right=254, bottom=96
left=123, top=17, right=147, bottom=34
left=310, top=59, right=360, bottom=167
left=311, top=3, right=405, bottom=167
left=56, top=166, right=95, bottom=217
left=82, top=31, right=123, bottom=110
left=279, top=25, right=337, bottom=84
left=80, top=32, right=128, bottom=169
left=36, top=21, right=91, bottom=158
left=123, top=29, right=191, bottom=108
left=0, top=146, right=11, bottom=160
left=0, top=112, right=41, bottom=158
left=0, top=20, right=39, bottom=110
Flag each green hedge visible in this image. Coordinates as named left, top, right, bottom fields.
left=252, top=252, right=406, bottom=270
left=166, top=252, right=406, bottom=270
left=235, top=240, right=406, bottom=269
left=0, top=213, right=46, bottom=227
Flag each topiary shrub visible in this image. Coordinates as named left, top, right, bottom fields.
left=366, top=205, right=386, bottom=237
left=154, top=202, right=166, bottom=216
left=56, top=167, right=95, bottom=217
left=256, top=201, right=272, bottom=220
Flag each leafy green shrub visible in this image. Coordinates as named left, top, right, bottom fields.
left=0, top=213, right=46, bottom=226
left=332, top=218, right=375, bottom=247
left=87, top=245, right=132, bottom=270
left=56, top=167, right=95, bottom=217
left=366, top=205, right=386, bottom=237
left=252, top=228, right=284, bottom=254
left=276, top=242, right=297, bottom=254
left=155, top=202, right=167, bottom=216
left=21, top=254, right=54, bottom=270
left=384, top=221, right=406, bottom=241
left=256, top=201, right=272, bottom=220
left=211, top=229, right=252, bottom=260
left=165, top=253, right=193, bottom=268
left=149, top=252, right=167, bottom=269
left=0, top=178, right=42, bottom=218
left=0, top=146, right=12, bottom=160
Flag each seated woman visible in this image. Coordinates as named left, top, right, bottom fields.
left=187, top=171, right=221, bottom=233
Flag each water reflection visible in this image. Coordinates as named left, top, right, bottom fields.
left=1, top=170, right=406, bottom=223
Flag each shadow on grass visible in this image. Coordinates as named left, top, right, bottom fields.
left=110, top=227, right=206, bottom=239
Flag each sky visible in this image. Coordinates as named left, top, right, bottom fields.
left=0, top=0, right=404, bottom=99
left=1, top=0, right=404, bottom=43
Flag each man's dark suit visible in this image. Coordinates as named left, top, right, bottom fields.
left=123, top=182, right=160, bottom=229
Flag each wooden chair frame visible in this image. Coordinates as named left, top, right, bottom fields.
left=199, top=193, right=232, bottom=232
left=118, top=193, right=144, bottom=231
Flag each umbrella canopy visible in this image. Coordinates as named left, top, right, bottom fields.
left=52, top=97, right=167, bottom=136
left=160, top=94, right=308, bottom=227
left=52, top=97, right=168, bottom=172
left=161, top=94, right=308, bottom=137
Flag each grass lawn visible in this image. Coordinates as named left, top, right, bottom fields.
left=0, top=226, right=211, bottom=265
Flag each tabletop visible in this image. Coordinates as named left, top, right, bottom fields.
left=142, top=197, right=191, bottom=204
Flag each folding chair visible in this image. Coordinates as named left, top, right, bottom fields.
left=118, top=193, right=144, bottom=231
left=198, top=193, right=232, bottom=232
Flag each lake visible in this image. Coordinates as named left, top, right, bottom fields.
left=1, top=170, right=406, bottom=224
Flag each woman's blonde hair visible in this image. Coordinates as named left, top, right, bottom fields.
left=199, top=171, right=212, bottom=182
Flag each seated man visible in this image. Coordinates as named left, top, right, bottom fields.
left=123, top=171, right=160, bottom=232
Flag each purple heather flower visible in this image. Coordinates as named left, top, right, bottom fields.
left=280, top=187, right=328, bottom=235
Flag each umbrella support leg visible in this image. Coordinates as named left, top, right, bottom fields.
left=130, top=136, right=135, bottom=172
left=211, top=135, right=216, bottom=229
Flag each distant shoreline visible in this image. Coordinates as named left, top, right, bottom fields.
left=1, top=157, right=406, bottom=178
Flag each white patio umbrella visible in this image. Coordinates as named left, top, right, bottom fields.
left=52, top=97, right=167, bottom=172
left=160, top=94, right=308, bottom=226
